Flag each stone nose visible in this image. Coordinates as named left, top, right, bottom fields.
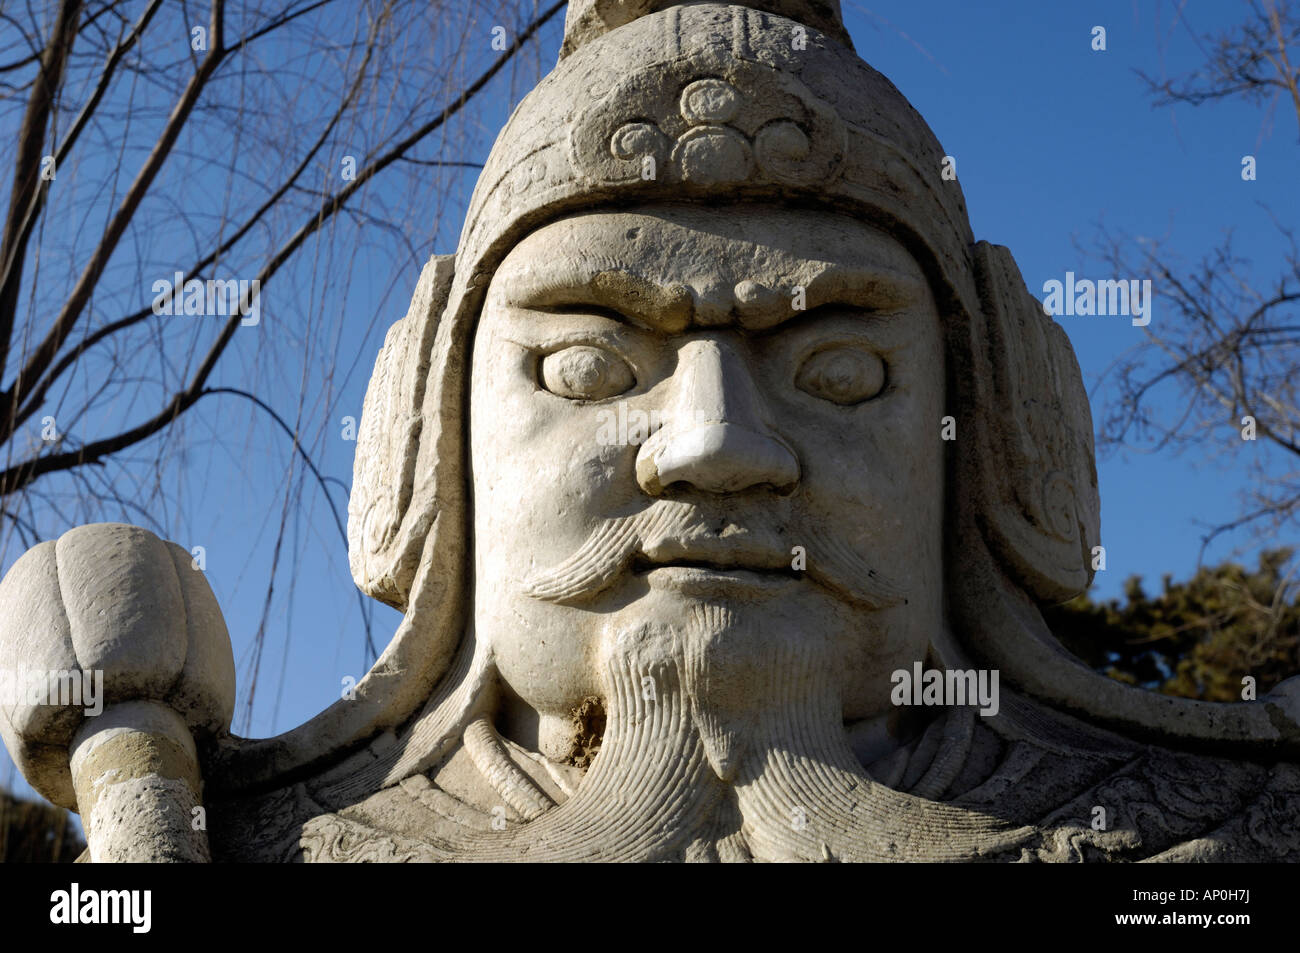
left=635, top=337, right=799, bottom=495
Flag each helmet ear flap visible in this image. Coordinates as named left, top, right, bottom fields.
left=966, top=241, right=1101, bottom=604
left=348, top=254, right=456, bottom=610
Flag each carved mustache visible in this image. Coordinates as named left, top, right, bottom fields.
left=521, top=499, right=909, bottom=609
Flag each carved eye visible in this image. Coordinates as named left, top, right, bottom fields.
left=795, top=346, right=886, bottom=405
left=539, top=345, right=634, bottom=400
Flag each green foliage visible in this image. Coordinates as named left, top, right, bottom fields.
left=1045, top=548, right=1300, bottom=702
left=0, top=788, right=84, bottom=863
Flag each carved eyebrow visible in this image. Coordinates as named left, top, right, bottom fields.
left=496, top=265, right=693, bottom=331
left=493, top=260, right=926, bottom=331
left=798, top=263, right=927, bottom=315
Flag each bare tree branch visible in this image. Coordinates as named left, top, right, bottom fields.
left=0, top=0, right=566, bottom=500
left=0, top=0, right=228, bottom=436
left=0, top=0, right=83, bottom=378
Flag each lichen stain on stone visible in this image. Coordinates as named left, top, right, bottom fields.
left=566, top=696, right=605, bottom=769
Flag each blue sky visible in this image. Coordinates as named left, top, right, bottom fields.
left=3, top=0, right=1297, bottom=805
left=852, top=0, right=1297, bottom=593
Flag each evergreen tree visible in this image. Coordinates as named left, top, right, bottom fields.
left=1045, top=549, right=1300, bottom=702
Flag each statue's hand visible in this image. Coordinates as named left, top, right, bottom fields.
left=0, top=523, right=235, bottom=860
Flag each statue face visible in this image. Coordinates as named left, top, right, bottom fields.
left=469, top=204, right=946, bottom=758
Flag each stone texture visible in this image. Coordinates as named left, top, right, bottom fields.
left=71, top=701, right=209, bottom=863
left=0, top=523, right=234, bottom=814
left=3, top=0, right=1299, bottom=862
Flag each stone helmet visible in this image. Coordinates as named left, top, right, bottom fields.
left=348, top=0, right=1099, bottom=651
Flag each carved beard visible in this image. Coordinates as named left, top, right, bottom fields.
left=444, top=597, right=1030, bottom=862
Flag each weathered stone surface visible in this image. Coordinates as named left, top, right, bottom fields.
left=0, top=523, right=234, bottom=817
left=71, top=701, right=209, bottom=863
left=4, top=0, right=1300, bottom=862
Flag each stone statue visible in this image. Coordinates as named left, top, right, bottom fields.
left=3, top=0, right=1299, bottom=863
